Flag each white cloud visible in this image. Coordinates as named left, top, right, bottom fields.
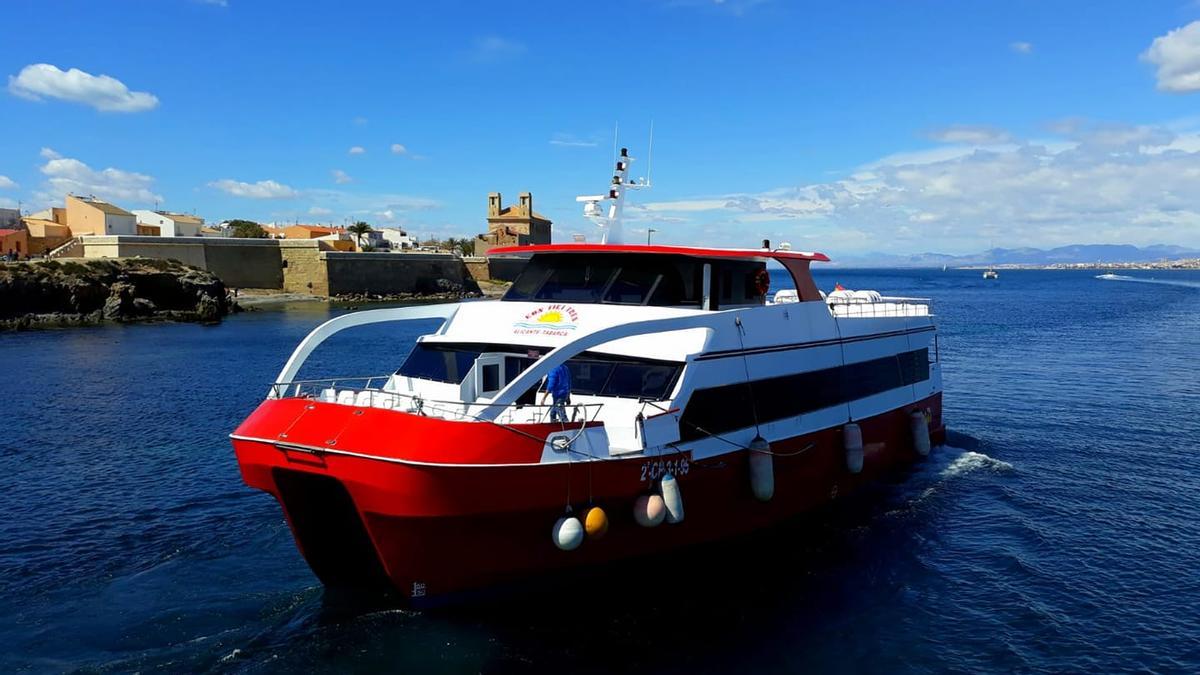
left=308, top=206, right=333, bottom=216
left=638, top=122, right=1200, bottom=251
left=0, top=197, right=16, bottom=209
left=467, top=36, right=526, bottom=62
left=868, top=144, right=1017, bottom=168
left=209, top=179, right=297, bottom=199
left=37, top=155, right=162, bottom=204
left=925, top=125, right=1012, bottom=144
left=390, top=143, right=408, bottom=155
left=40, top=147, right=62, bottom=160
left=642, top=199, right=735, bottom=212
left=1142, top=21, right=1200, bottom=93
left=196, top=0, right=228, bottom=6
left=332, top=169, right=352, bottom=184
left=550, top=133, right=599, bottom=148
left=353, top=116, right=368, bottom=126
left=0, top=176, right=16, bottom=190
left=306, top=189, right=439, bottom=221
left=7, top=64, right=158, bottom=112
left=1010, top=41, right=1034, bottom=55
left=348, top=146, right=366, bottom=155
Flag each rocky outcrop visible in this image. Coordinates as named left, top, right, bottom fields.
left=0, top=258, right=234, bottom=330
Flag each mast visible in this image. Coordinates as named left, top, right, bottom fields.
left=576, top=139, right=652, bottom=245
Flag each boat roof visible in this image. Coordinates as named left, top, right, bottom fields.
left=487, top=243, right=830, bottom=262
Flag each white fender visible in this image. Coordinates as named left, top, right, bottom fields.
left=660, top=473, right=685, bottom=524
left=748, top=436, right=774, bottom=502
left=552, top=515, right=584, bottom=551
left=911, top=411, right=931, bottom=457
left=844, top=423, right=864, bottom=474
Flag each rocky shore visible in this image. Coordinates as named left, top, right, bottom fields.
left=0, top=258, right=234, bottom=330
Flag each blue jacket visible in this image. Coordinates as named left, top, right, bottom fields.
left=545, top=364, right=572, bottom=401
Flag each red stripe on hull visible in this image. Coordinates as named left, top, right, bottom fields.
left=232, top=394, right=943, bottom=604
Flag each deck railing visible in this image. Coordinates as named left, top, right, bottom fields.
left=828, top=296, right=932, bottom=318
left=271, top=376, right=604, bottom=425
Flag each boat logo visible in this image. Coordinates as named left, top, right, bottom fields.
left=514, top=305, right=579, bottom=336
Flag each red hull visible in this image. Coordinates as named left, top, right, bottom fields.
left=232, top=394, right=943, bottom=604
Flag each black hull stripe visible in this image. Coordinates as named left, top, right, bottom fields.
left=695, top=325, right=935, bottom=361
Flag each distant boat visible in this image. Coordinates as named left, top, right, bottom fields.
left=983, top=267, right=999, bottom=280
left=942, top=265, right=948, bottom=272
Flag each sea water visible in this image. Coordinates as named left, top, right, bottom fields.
left=1, top=269, right=1198, bottom=672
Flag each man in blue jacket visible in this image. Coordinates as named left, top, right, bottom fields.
left=542, top=363, right=572, bottom=423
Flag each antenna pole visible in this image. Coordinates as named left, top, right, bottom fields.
left=612, top=121, right=619, bottom=166
left=646, top=121, right=654, bottom=187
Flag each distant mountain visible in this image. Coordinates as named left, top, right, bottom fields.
left=831, top=244, right=1200, bottom=267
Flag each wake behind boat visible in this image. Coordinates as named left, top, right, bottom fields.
left=230, top=149, right=946, bottom=605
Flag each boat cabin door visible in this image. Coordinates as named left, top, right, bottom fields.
left=474, top=354, right=506, bottom=398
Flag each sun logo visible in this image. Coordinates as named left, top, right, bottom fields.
left=514, top=305, right=579, bottom=334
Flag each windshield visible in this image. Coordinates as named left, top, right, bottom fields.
left=396, top=342, right=683, bottom=400
left=503, top=253, right=700, bottom=306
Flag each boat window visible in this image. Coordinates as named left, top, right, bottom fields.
left=604, top=363, right=678, bottom=400
left=504, top=253, right=700, bottom=307
left=711, top=260, right=767, bottom=308
left=397, top=341, right=682, bottom=400
left=480, top=363, right=500, bottom=392
left=505, top=355, right=533, bottom=382
left=535, top=261, right=619, bottom=302
left=397, top=343, right=481, bottom=383
left=566, top=361, right=615, bottom=394
left=565, top=359, right=680, bottom=400
left=679, top=348, right=930, bottom=440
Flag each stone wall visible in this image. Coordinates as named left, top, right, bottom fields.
left=84, top=236, right=208, bottom=267
left=486, top=256, right=527, bottom=282
left=203, top=238, right=284, bottom=289
left=80, top=235, right=283, bottom=289
left=76, top=236, right=476, bottom=297
left=463, top=256, right=490, bottom=283
left=323, top=251, right=476, bottom=296
left=28, top=234, right=73, bottom=256
left=279, top=240, right=328, bottom=295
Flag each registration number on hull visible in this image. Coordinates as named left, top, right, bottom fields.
left=639, top=453, right=691, bottom=482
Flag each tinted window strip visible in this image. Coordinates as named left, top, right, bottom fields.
left=679, top=348, right=930, bottom=441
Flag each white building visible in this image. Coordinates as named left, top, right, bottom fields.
left=379, top=227, right=413, bottom=250
left=132, top=210, right=205, bottom=237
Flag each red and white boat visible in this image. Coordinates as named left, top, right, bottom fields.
left=231, top=149, right=945, bottom=605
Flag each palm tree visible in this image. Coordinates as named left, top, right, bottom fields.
left=347, top=221, right=373, bottom=250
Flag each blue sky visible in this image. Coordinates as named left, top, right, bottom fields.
left=3, top=0, right=1200, bottom=255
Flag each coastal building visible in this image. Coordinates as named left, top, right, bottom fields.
left=0, top=208, right=19, bottom=228
left=350, top=229, right=385, bottom=250
left=473, top=192, right=552, bottom=256
left=64, top=195, right=137, bottom=236
left=22, top=218, right=73, bottom=255
left=282, top=224, right=342, bottom=240
left=379, top=227, right=413, bottom=250
left=277, top=224, right=355, bottom=251
left=28, top=207, right=67, bottom=225
left=1, top=228, right=29, bottom=257
left=131, top=210, right=206, bottom=237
